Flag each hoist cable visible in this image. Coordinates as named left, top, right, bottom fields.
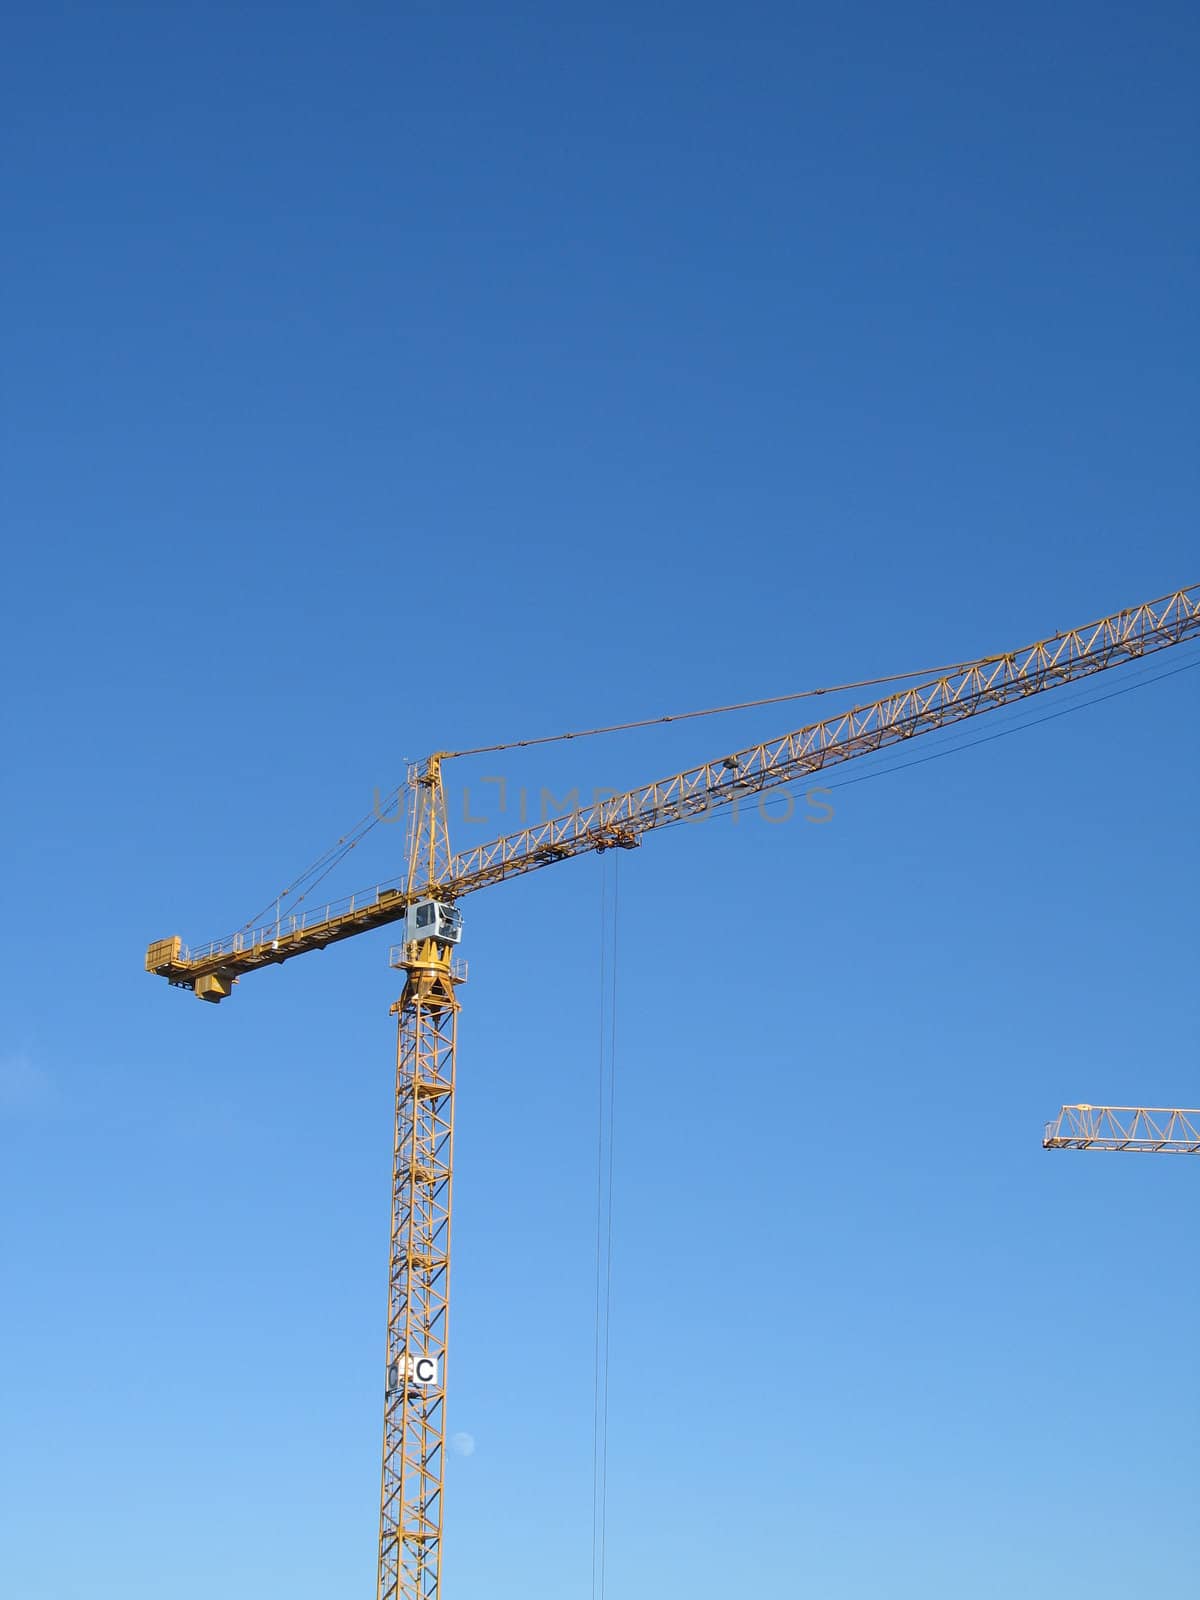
left=600, top=855, right=619, bottom=1600
left=591, top=854, right=620, bottom=1600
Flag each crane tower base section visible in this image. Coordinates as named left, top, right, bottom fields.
left=376, top=939, right=462, bottom=1600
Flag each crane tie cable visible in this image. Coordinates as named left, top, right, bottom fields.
left=445, top=657, right=1000, bottom=758
left=235, top=779, right=406, bottom=934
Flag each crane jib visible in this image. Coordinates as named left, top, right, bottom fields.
left=145, top=583, right=1200, bottom=999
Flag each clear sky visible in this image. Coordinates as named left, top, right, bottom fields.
left=2, top=3, right=1197, bottom=1597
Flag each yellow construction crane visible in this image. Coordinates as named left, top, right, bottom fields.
left=1044, top=1104, right=1200, bottom=1153
left=145, top=584, right=1200, bottom=1600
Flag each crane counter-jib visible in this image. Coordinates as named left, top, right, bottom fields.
left=145, top=582, right=1200, bottom=998
left=144, top=885, right=416, bottom=990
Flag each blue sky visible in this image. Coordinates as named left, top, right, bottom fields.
left=2, top=3, right=1197, bottom=1596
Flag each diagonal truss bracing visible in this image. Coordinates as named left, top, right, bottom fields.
left=377, top=957, right=460, bottom=1600
left=1043, top=1105, right=1200, bottom=1153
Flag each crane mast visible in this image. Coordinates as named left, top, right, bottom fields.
left=141, top=583, right=1200, bottom=1599
left=378, top=757, right=462, bottom=1600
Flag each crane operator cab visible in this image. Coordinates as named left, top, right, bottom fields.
left=404, top=898, right=463, bottom=947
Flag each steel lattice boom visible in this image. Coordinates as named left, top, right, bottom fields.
left=1043, top=1105, right=1200, bottom=1153
left=146, top=583, right=1200, bottom=999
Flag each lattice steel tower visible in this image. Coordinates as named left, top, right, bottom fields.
left=377, top=756, right=463, bottom=1600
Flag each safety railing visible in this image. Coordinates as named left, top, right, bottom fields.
left=182, top=879, right=410, bottom=964
left=388, top=944, right=468, bottom=982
